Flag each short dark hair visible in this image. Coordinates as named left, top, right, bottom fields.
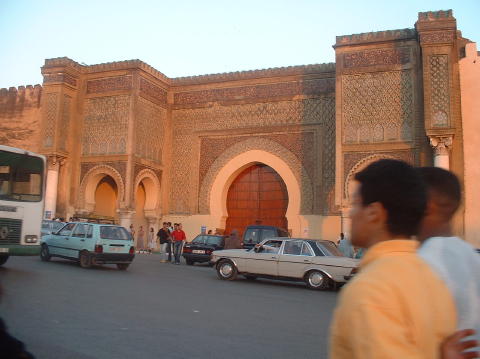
left=416, top=167, right=461, bottom=218
left=354, top=159, right=426, bottom=237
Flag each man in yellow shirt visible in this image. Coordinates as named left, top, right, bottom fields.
left=329, top=159, right=457, bottom=359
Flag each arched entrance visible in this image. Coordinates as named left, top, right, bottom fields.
left=225, top=164, right=288, bottom=236
left=93, top=175, right=118, bottom=219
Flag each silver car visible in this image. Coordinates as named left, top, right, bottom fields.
left=211, top=237, right=359, bottom=290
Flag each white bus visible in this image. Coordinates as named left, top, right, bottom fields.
left=0, top=145, right=45, bottom=266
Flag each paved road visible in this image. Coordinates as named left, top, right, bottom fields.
left=0, top=254, right=338, bottom=359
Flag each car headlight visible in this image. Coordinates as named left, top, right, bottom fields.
left=25, top=235, right=38, bottom=243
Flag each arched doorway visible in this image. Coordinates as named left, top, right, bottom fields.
left=225, top=164, right=288, bottom=237
left=93, top=175, right=118, bottom=219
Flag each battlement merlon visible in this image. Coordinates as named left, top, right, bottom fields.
left=171, top=63, right=336, bottom=86
left=416, top=9, right=457, bottom=32
left=41, top=57, right=171, bottom=86
left=334, top=28, right=416, bottom=48
left=0, top=84, right=42, bottom=107
left=40, top=57, right=335, bottom=87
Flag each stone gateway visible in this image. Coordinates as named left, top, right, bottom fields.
left=1, top=10, right=479, bottom=246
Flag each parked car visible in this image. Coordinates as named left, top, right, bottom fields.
left=211, top=237, right=359, bottom=290
left=40, top=222, right=135, bottom=270
left=242, top=225, right=289, bottom=249
left=41, top=220, right=66, bottom=238
left=182, top=234, right=226, bottom=265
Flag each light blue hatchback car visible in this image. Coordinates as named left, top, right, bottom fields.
left=40, top=222, right=135, bottom=270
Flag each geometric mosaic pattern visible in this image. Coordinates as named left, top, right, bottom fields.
left=342, top=70, right=414, bottom=144
left=82, top=95, right=130, bottom=156
left=429, top=55, right=450, bottom=127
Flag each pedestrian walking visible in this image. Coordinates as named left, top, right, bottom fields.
left=337, top=233, right=354, bottom=258
left=329, top=159, right=458, bottom=358
left=171, top=223, right=186, bottom=264
left=224, top=229, right=242, bottom=249
left=416, top=167, right=480, bottom=352
left=157, top=222, right=171, bottom=263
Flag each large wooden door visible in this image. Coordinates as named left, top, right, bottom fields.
left=225, top=164, right=288, bottom=237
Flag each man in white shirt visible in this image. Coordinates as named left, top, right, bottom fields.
left=416, top=167, right=480, bottom=352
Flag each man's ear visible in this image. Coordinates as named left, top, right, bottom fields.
left=365, top=202, right=387, bottom=225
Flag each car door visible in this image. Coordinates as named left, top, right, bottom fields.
left=243, top=239, right=282, bottom=276
left=49, top=223, right=75, bottom=257
left=69, top=223, right=88, bottom=258
left=278, top=240, right=314, bottom=279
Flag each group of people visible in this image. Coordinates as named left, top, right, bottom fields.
left=329, top=159, right=480, bottom=358
left=128, top=225, right=156, bottom=254
left=156, top=222, right=186, bottom=264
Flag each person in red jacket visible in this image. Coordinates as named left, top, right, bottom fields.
left=171, top=223, right=186, bottom=265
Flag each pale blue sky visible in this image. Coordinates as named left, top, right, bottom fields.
left=0, top=0, right=479, bottom=88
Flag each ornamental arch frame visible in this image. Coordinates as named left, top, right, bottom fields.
left=199, top=138, right=313, bottom=229
left=133, top=168, right=161, bottom=215
left=78, top=165, right=125, bottom=214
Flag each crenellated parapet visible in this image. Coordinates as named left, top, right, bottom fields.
left=335, top=28, right=416, bottom=47
left=0, top=84, right=42, bottom=116
left=171, top=63, right=336, bottom=86
left=418, top=10, right=454, bottom=21
left=41, top=56, right=335, bottom=88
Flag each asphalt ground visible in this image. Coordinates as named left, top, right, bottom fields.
left=0, top=254, right=338, bottom=359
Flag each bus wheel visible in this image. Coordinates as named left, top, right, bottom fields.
left=79, top=251, right=92, bottom=268
left=0, top=255, right=9, bottom=266
left=40, top=245, right=51, bottom=262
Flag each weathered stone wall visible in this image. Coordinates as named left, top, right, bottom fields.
left=0, top=85, right=42, bottom=152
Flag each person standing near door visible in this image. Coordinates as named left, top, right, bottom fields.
left=137, top=226, right=145, bottom=254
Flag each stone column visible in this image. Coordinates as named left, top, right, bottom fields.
left=429, top=136, right=453, bottom=170
left=44, top=156, right=64, bottom=219
left=118, top=208, right=135, bottom=229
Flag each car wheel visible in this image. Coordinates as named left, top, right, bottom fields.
left=79, top=251, right=92, bottom=269
left=117, top=263, right=129, bottom=271
left=244, top=275, right=257, bottom=280
left=186, top=259, right=195, bottom=266
left=216, top=260, right=238, bottom=281
left=305, top=270, right=329, bottom=290
left=40, top=245, right=51, bottom=262
left=0, top=254, right=9, bottom=266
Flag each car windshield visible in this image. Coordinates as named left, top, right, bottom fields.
left=313, top=241, right=344, bottom=256
left=100, top=226, right=131, bottom=240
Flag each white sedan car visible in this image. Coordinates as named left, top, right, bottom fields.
left=211, top=237, right=359, bottom=290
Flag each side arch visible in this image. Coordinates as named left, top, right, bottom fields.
left=344, top=154, right=397, bottom=202
left=133, top=169, right=161, bottom=214
left=78, top=165, right=125, bottom=213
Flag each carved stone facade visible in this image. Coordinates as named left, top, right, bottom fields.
left=1, top=9, right=476, bottom=243
left=429, top=55, right=450, bottom=127
left=342, top=70, right=414, bottom=144
left=82, top=95, right=130, bottom=156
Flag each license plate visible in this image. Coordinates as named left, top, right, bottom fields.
left=109, top=246, right=122, bottom=253
left=0, top=248, right=8, bottom=253
left=192, top=250, right=205, bottom=254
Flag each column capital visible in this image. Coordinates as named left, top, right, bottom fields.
left=47, top=155, right=67, bottom=170
left=429, top=135, right=453, bottom=156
